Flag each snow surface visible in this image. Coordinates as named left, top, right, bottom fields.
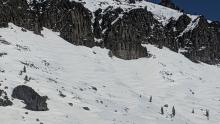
left=1, top=24, right=220, bottom=124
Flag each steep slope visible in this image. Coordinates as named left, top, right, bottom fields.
left=1, top=24, right=220, bottom=124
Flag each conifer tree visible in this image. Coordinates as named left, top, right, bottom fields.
left=161, top=107, right=164, bottom=115
left=149, top=96, right=152, bottom=102
left=205, top=109, right=209, bottom=120
left=24, top=75, right=29, bottom=81
left=23, top=66, right=26, bottom=73
left=192, top=108, right=194, bottom=114
left=172, top=106, right=176, bottom=117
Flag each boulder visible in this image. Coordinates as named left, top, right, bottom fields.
left=12, top=85, right=48, bottom=111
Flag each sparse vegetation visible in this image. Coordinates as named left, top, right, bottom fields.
left=19, top=66, right=27, bottom=76
left=91, top=86, right=97, bottom=91
left=172, top=106, right=176, bottom=117
left=36, top=118, right=40, bottom=122
left=23, top=66, right=26, bottom=73
left=108, top=51, right=113, bottom=58
left=68, top=103, right=73, bottom=107
left=24, top=75, right=31, bottom=82
left=149, top=96, right=152, bottom=102
left=161, top=107, right=164, bottom=115
left=83, top=107, right=90, bottom=111
left=205, top=109, right=209, bottom=120
left=20, top=61, right=39, bottom=69
left=0, top=52, right=7, bottom=57
left=0, top=69, right=5, bottom=73
left=164, top=104, right=168, bottom=107
left=192, top=108, right=194, bottom=114
left=16, top=44, right=30, bottom=51
left=0, top=39, right=11, bottom=45
left=59, top=91, right=66, bottom=98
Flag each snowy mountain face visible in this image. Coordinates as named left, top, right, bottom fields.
left=0, top=0, right=220, bottom=124
left=1, top=23, right=220, bottom=124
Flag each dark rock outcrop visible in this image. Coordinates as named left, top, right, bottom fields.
left=101, top=8, right=153, bottom=59
left=177, top=16, right=220, bottom=64
left=164, top=14, right=192, bottom=51
left=175, top=14, right=191, bottom=33
left=95, top=7, right=167, bottom=59
left=40, top=0, right=95, bottom=47
left=164, top=14, right=220, bottom=64
left=12, top=85, right=48, bottom=111
left=0, top=0, right=41, bottom=34
left=0, top=89, right=13, bottom=106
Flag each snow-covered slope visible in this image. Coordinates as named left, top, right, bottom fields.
left=1, top=24, right=220, bottom=124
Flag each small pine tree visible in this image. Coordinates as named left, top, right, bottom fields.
left=161, top=107, right=164, bottom=115
left=172, top=106, right=176, bottom=117
left=205, top=109, right=209, bottom=120
left=23, top=66, right=26, bottom=73
left=24, top=75, right=29, bottom=81
left=108, top=51, right=113, bottom=58
left=149, top=96, right=152, bottom=102
left=192, top=108, right=195, bottom=114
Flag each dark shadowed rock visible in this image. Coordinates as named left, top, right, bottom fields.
left=12, top=85, right=48, bottom=111
left=40, top=0, right=95, bottom=47
left=83, top=107, right=90, bottom=111
left=176, top=14, right=191, bottom=32
left=0, top=89, right=13, bottom=106
left=101, top=8, right=156, bottom=59
left=178, top=16, right=220, bottom=64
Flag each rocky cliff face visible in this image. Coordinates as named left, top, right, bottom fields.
left=177, top=17, right=220, bottom=64
left=40, top=0, right=95, bottom=47
left=98, top=8, right=153, bottom=59
left=0, top=0, right=220, bottom=64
